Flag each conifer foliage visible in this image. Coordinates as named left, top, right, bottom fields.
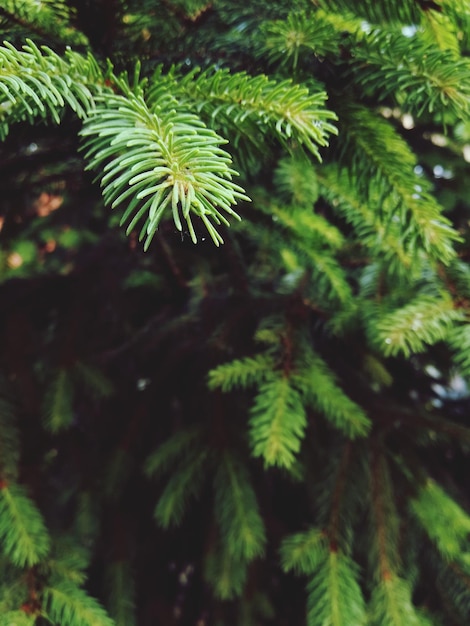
left=0, top=0, right=470, bottom=624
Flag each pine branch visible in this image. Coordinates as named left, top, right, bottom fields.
left=213, top=452, right=266, bottom=561
left=148, top=65, right=338, bottom=162
left=81, top=91, right=249, bottom=248
left=0, top=482, right=50, bottom=567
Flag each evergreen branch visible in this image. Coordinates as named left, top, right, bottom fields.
left=81, top=92, right=249, bottom=248
left=43, top=583, right=115, bottom=626
left=0, top=482, right=50, bottom=567
left=106, top=561, right=136, bottom=626
left=368, top=575, right=424, bottom=626
left=270, top=204, right=344, bottom=250
left=273, top=154, right=320, bottom=207
left=153, top=449, right=209, bottom=527
left=298, top=351, right=371, bottom=438
left=280, top=528, right=328, bottom=575
left=214, top=452, right=266, bottom=561
left=369, top=446, right=401, bottom=581
left=317, top=167, right=414, bottom=271
left=0, top=0, right=86, bottom=48
left=410, top=479, right=470, bottom=561
left=204, top=541, right=248, bottom=600
left=317, top=0, right=423, bottom=24
left=0, top=40, right=100, bottom=138
left=42, top=368, right=74, bottom=433
left=144, top=428, right=201, bottom=478
left=336, top=105, right=460, bottom=264
left=208, top=354, right=276, bottom=392
left=72, top=361, right=114, bottom=399
left=448, top=323, right=470, bottom=380
left=350, top=31, right=470, bottom=118
left=306, top=550, right=366, bottom=626
left=148, top=66, right=338, bottom=161
left=249, top=376, right=307, bottom=469
left=44, top=537, right=90, bottom=587
left=0, top=612, right=35, bottom=626
left=262, top=10, right=341, bottom=69
left=373, top=295, right=463, bottom=357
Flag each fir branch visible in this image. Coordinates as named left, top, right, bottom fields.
left=410, top=479, right=470, bottom=561
left=106, top=561, right=136, bottom=626
left=144, top=427, right=201, bottom=478
left=0, top=40, right=100, bottom=138
left=43, top=583, right=115, bottom=626
left=0, top=612, right=35, bottom=626
left=280, top=528, right=329, bottom=575
left=148, top=65, right=338, bottom=162
left=44, top=537, right=90, bottom=587
left=81, top=92, right=249, bottom=248
left=372, top=294, right=463, bottom=357
left=213, top=452, right=266, bottom=561
left=336, top=105, right=460, bottom=264
left=350, top=31, right=470, bottom=118
left=448, top=323, right=470, bottom=380
left=273, top=154, right=320, bottom=207
left=306, top=549, right=366, bottom=626
left=297, top=351, right=371, bottom=438
left=249, top=375, right=307, bottom=468
left=42, top=368, right=74, bottom=433
left=204, top=541, right=248, bottom=600
left=153, top=449, right=209, bottom=527
left=0, top=483, right=50, bottom=567
left=262, top=10, right=341, bottom=69
left=368, top=575, right=425, bottom=626
left=317, top=0, right=423, bottom=25
left=317, top=167, right=414, bottom=271
left=208, top=354, right=276, bottom=392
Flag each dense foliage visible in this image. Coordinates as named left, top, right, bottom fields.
left=1, top=0, right=470, bottom=624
